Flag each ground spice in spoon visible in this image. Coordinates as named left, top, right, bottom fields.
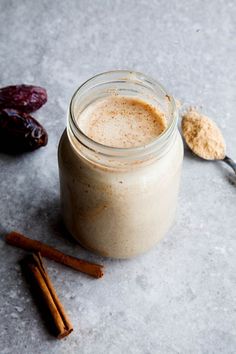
left=181, top=109, right=226, bottom=160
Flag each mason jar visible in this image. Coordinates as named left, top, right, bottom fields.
left=58, top=71, right=183, bottom=258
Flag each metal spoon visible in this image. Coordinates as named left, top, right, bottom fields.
left=222, top=156, right=236, bottom=175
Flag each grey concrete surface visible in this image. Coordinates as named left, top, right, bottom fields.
left=0, top=0, right=236, bottom=353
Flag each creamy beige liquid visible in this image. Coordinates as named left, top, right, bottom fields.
left=59, top=95, right=183, bottom=258
left=79, top=96, right=167, bottom=148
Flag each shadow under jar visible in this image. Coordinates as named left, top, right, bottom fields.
left=58, top=71, right=183, bottom=258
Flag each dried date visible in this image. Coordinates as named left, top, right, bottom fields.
left=0, top=109, right=48, bottom=153
left=0, top=84, right=47, bottom=113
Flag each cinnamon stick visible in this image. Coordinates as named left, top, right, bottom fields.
left=22, top=252, right=73, bottom=339
left=6, top=231, right=104, bottom=278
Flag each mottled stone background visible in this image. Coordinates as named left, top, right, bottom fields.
left=0, top=1, right=236, bottom=353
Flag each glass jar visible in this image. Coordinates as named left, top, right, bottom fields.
left=58, top=71, right=183, bottom=258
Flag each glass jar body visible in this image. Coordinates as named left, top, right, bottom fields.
left=58, top=129, right=183, bottom=258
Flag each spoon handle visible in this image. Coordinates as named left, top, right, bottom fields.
left=223, top=156, right=236, bottom=174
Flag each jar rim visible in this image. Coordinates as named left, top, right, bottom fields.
left=68, top=70, right=178, bottom=158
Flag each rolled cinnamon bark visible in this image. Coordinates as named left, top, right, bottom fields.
left=6, top=231, right=104, bottom=278
left=22, top=252, right=73, bottom=339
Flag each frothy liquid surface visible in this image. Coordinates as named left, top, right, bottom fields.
left=78, top=96, right=167, bottom=148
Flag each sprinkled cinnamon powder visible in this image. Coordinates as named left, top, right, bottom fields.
left=78, top=96, right=167, bottom=148
left=181, top=109, right=226, bottom=160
